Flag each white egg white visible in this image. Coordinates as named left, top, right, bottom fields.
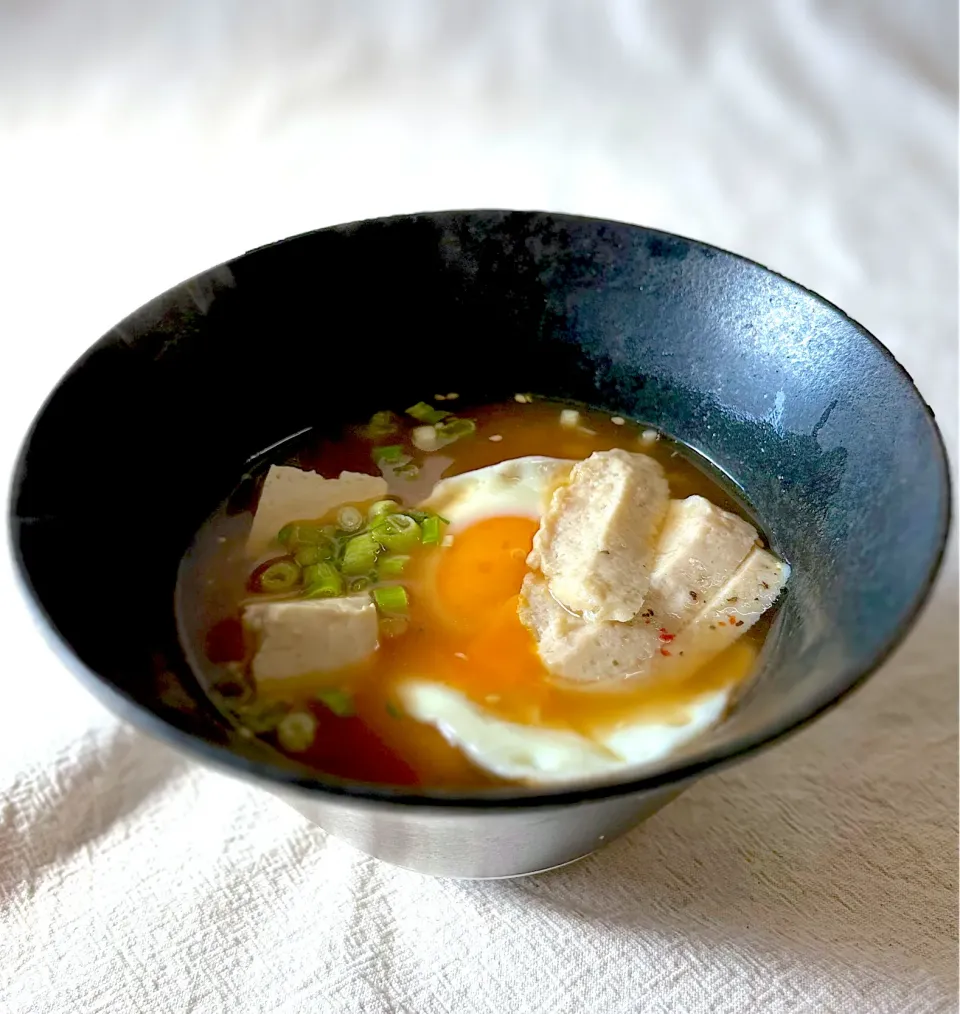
left=419, top=456, right=574, bottom=532
left=398, top=679, right=731, bottom=785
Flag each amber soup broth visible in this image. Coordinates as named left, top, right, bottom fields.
left=177, top=400, right=772, bottom=789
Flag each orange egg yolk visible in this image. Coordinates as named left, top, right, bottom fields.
left=434, top=516, right=539, bottom=633
left=390, top=515, right=549, bottom=712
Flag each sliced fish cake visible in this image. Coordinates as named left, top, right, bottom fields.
left=643, top=496, right=760, bottom=628
left=518, top=572, right=661, bottom=683
left=658, top=546, right=790, bottom=670
left=529, top=449, right=670, bottom=622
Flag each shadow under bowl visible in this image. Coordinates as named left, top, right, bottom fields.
left=9, top=211, right=950, bottom=877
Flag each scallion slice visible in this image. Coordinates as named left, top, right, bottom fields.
left=377, top=554, right=410, bottom=579
left=277, top=711, right=317, bottom=752
left=379, top=615, right=409, bottom=639
left=372, top=445, right=407, bottom=465
left=406, top=401, right=449, bottom=425
left=435, top=418, right=476, bottom=442
left=367, top=410, right=400, bottom=438
left=368, top=499, right=399, bottom=522
left=235, top=699, right=291, bottom=733
left=421, top=515, right=443, bottom=545
left=341, top=532, right=380, bottom=576
left=315, top=688, right=355, bottom=717
left=302, top=562, right=343, bottom=598
left=254, top=558, right=301, bottom=593
left=371, top=513, right=421, bottom=553
left=278, top=522, right=325, bottom=549
left=373, top=585, right=409, bottom=614
left=337, top=505, right=364, bottom=532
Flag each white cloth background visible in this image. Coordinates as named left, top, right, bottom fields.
left=1, top=2, right=956, bottom=1011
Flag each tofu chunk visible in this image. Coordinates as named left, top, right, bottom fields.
left=246, top=466, right=388, bottom=558
left=518, top=573, right=661, bottom=683
left=529, top=449, right=670, bottom=622
left=243, top=596, right=379, bottom=683
left=643, top=496, right=760, bottom=627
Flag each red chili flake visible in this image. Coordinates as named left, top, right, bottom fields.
left=689, top=590, right=698, bottom=601
left=761, top=581, right=770, bottom=590
left=659, top=647, right=672, bottom=656
left=735, top=620, right=744, bottom=627
left=658, top=628, right=675, bottom=642
left=728, top=615, right=737, bottom=625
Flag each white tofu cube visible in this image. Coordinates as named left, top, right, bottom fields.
left=243, top=596, right=379, bottom=683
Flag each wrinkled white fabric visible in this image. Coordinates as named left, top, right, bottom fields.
left=0, top=2, right=956, bottom=1012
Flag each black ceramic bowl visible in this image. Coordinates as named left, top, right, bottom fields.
left=10, top=211, right=950, bottom=878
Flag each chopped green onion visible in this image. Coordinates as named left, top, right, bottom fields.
left=372, top=445, right=406, bottom=464
left=315, top=688, right=355, bottom=717
left=421, top=515, right=444, bottom=545
left=235, top=699, right=291, bottom=733
left=377, top=554, right=410, bottom=579
left=379, top=615, right=409, bottom=639
left=368, top=499, right=399, bottom=522
left=302, top=562, right=343, bottom=598
left=435, top=418, right=477, bottom=442
left=278, top=522, right=326, bottom=549
left=255, top=559, right=301, bottom=593
left=294, top=545, right=321, bottom=566
left=371, top=513, right=421, bottom=553
left=337, top=505, right=364, bottom=532
left=401, top=509, right=449, bottom=526
left=277, top=711, right=317, bottom=752
left=367, top=410, right=400, bottom=438
left=348, top=574, right=376, bottom=593
left=341, top=532, right=381, bottom=575
left=373, top=585, right=409, bottom=614
left=406, top=401, right=449, bottom=425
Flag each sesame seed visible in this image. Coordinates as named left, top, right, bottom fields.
left=514, top=393, right=528, bottom=403
left=489, top=434, right=503, bottom=442
left=434, top=393, right=446, bottom=401
left=441, top=534, right=455, bottom=548
left=641, top=428, right=659, bottom=443
left=446, top=392, right=459, bottom=400
left=611, top=416, right=625, bottom=425
left=560, top=409, right=580, bottom=428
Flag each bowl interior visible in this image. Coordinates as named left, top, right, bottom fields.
left=10, top=211, right=950, bottom=805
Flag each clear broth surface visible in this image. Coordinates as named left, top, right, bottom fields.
left=177, top=399, right=771, bottom=789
